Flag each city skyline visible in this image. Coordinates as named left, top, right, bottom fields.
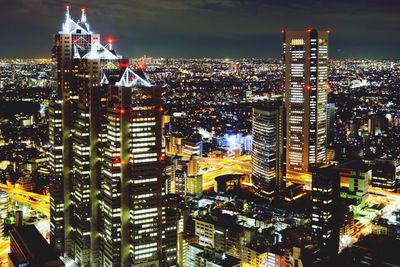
left=0, top=0, right=399, bottom=59
left=0, top=1, right=400, bottom=267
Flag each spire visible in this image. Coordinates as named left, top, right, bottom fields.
left=105, top=38, right=113, bottom=51
left=65, top=5, right=71, bottom=21
left=81, top=8, right=87, bottom=23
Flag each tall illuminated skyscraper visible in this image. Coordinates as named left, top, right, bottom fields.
left=283, top=29, right=329, bottom=173
left=251, top=101, right=285, bottom=195
left=49, top=7, right=163, bottom=266
left=49, top=6, right=101, bottom=258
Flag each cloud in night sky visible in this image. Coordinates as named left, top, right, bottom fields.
left=0, top=0, right=399, bottom=58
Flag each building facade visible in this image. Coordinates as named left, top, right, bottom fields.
left=283, top=29, right=329, bottom=173
left=251, top=101, right=285, bottom=195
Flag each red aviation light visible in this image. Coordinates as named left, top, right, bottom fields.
left=159, top=155, right=166, bottom=161
left=307, top=28, right=312, bottom=33
left=112, top=156, right=121, bottom=164
left=305, top=85, right=311, bottom=91
left=159, top=106, right=165, bottom=112
left=81, top=8, right=85, bottom=12
left=326, top=29, right=331, bottom=34
left=119, top=59, right=129, bottom=68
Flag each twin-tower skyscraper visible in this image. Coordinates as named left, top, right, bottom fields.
left=49, top=7, right=164, bottom=266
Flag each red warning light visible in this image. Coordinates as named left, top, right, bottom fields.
left=81, top=8, right=86, bottom=12
left=159, top=106, right=164, bottom=112
left=305, top=85, right=311, bottom=91
left=326, top=29, right=331, bottom=34
left=307, top=28, right=312, bottom=33
left=112, top=156, right=121, bottom=164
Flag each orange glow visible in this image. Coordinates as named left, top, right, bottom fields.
left=159, top=106, right=164, bottom=112
left=136, top=63, right=145, bottom=70
left=326, top=83, right=331, bottom=90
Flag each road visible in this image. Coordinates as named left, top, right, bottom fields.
left=198, top=156, right=251, bottom=190
left=0, top=184, right=50, bottom=217
left=0, top=184, right=50, bottom=265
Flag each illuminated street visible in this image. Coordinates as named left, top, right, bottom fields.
left=0, top=184, right=50, bottom=265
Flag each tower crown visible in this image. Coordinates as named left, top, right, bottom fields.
left=60, top=6, right=92, bottom=34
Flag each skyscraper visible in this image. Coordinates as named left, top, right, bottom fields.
left=251, top=101, right=285, bottom=195
left=49, top=7, right=163, bottom=266
left=49, top=6, right=101, bottom=257
left=283, top=29, right=329, bottom=174
left=100, top=69, right=163, bottom=266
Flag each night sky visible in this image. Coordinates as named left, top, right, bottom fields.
left=1, top=0, right=399, bottom=59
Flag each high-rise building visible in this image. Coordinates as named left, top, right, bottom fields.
left=49, top=6, right=102, bottom=257
left=251, top=101, right=285, bottom=195
left=49, top=7, right=164, bottom=266
left=100, top=69, right=163, bottom=266
left=311, top=166, right=340, bottom=255
left=283, top=29, right=329, bottom=173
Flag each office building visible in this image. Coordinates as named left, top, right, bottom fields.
left=49, top=6, right=102, bottom=257
left=185, top=175, right=203, bottom=196
left=251, top=101, right=285, bottom=195
left=372, top=158, right=399, bottom=192
left=335, top=159, right=370, bottom=212
left=100, top=70, right=163, bottom=266
left=49, top=7, right=164, bottom=266
left=283, top=29, right=329, bottom=173
left=311, top=166, right=340, bottom=255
